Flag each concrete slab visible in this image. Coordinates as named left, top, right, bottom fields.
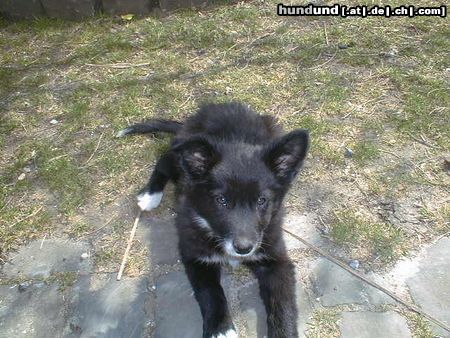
left=310, top=258, right=393, bottom=307
left=64, top=274, right=151, bottom=338
left=0, top=282, right=66, bottom=338
left=407, top=237, right=450, bottom=336
left=239, top=272, right=314, bottom=337
left=142, top=216, right=180, bottom=266
left=282, top=213, right=322, bottom=251
left=154, top=271, right=202, bottom=338
left=239, top=281, right=268, bottom=338
left=340, top=311, right=411, bottom=338
left=2, top=239, right=91, bottom=278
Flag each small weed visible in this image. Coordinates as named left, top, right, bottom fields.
left=351, top=140, right=380, bottom=165
left=95, top=246, right=120, bottom=271
left=403, top=312, right=436, bottom=338
left=420, top=204, right=450, bottom=235
left=306, top=309, right=340, bottom=338
left=49, top=271, right=78, bottom=291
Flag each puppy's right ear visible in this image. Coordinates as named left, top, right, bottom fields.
left=173, top=137, right=220, bottom=179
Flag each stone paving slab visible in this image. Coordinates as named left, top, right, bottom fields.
left=141, top=216, right=180, bottom=266
left=283, top=213, right=322, bottom=251
left=239, top=281, right=267, bottom=337
left=406, top=237, right=450, bottom=337
left=310, top=258, right=394, bottom=307
left=0, top=282, right=66, bottom=338
left=339, top=311, right=412, bottom=338
left=154, top=271, right=203, bottom=338
left=238, top=271, right=314, bottom=338
left=64, top=274, right=151, bottom=338
left=2, top=239, right=91, bottom=278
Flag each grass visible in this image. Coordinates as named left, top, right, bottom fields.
left=0, top=0, right=449, bottom=272
left=330, top=209, right=408, bottom=263
left=351, top=140, right=380, bottom=165
left=404, top=312, right=436, bottom=338
left=306, top=309, right=340, bottom=338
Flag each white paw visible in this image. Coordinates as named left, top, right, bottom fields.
left=137, top=192, right=163, bottom=211
left=116, top=128, right=130, bottom=138
left=214, top=329, right=238, bottom=338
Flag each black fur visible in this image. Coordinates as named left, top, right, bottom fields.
left=120, top=102, right=310, bottom=338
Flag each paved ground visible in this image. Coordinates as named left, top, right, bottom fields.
left=1, top=212, right=449, bottom=338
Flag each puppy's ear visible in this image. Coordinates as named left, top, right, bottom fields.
left=173, top=137, right=220, bottom=178
left=263, top=129, right=310, bottom=184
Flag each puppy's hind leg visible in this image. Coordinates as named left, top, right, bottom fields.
left=137, top=152, right=178, bottom=211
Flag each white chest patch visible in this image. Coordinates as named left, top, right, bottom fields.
left=198, top=253, right=265, bottom=267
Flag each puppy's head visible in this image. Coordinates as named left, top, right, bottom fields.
left=174, top=130, right=309, bottom=258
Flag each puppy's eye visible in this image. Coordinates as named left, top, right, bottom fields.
left=215, top=195, right=228, bottom=206
left=257, top=197, right=267, bottom=206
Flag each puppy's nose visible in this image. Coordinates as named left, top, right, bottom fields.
left=233, top=239, right=254, bottom=255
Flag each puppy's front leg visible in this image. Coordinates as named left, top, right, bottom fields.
left=250, top=259, right=298, bottom=338
left=183, top=260, right=237, bottom=338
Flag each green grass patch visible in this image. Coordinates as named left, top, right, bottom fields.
left=381, top=67, right=449, bottom=149
left=351, top=140, right=380, bottom=165
left=331, top=209, right=407, bottom=263
left=34, top=142, right=89, bottom=214
left=0, top=203, right=51, bottom=261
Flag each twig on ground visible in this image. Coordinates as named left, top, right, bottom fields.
left=40, top=234, right=46, bottom=249
left=48, top=154, right=69, bottom=163
left=117, top=210, right=142, bottom=281
left=282, top=227, right=450, bottom=334
left=323, top=23, right=329, bottom=45
left=85, top=62, right=151, bottom=69
left=83, top=132, right=104, bottom=166
left=84, top=215, right=115, bottom=236
left=307, top=48, right=338, bottom=70
left=10, top=206, right=43, bottom=228
left=407, top=132, right=441, bottom=149
left=379, top=148, right=401, bottom=159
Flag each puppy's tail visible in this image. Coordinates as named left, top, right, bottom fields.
left=116, top=119, right=183, bottom=138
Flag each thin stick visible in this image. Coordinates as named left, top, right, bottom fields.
left=406, top=131, right=441, bottom=149
left=282, top=227, right=450, bottom=333
left=85, top=62, right=151, bottom=69
left=84, top=132, right=104, bottom=166
left=323, top=23, right=329, bottom=45
left=10, top=206, right=43, bottom=228
left=307, top=48, right=338, bottom=70
left=84, top=215, right=115, bottom=236
left=117, top=210, right=142, bottom=281
left=40, top=234, right=46, bottom=249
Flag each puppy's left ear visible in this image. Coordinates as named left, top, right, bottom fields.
left=172, top=137, right=220, bottom=179
left=263, top=129, right=310, bottom=184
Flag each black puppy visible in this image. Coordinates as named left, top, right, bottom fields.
left=118, top=102, right=310, bottom=338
